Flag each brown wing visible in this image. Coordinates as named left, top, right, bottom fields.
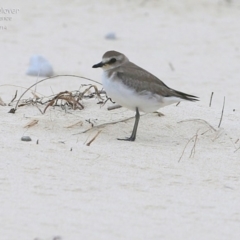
left=117, top=62, right=199, bottom=101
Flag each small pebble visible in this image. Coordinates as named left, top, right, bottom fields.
left=105, top=32, right=116, bottom=40
left=53, top=236, right=62, bottom=240
left=26, top=55, right=54, bottom=77
left=21, top=136, right=32, bottom=142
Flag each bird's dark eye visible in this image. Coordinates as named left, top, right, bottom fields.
left=108, top=58, right=116, bottom=64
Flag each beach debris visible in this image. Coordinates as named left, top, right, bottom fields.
left=9, top=75, right=103, bottom=113
left=0, top=96, right=6, bottom=106
left=26, top=55, right=54, bottom=77
left=8, top=90, right=18, bottom=106
left=86, top=130, right=102, bottom=146
left=53, top=236, right=62, bottom=240
left=218, top=96, right=225, bottom=128
left=107, top=104, right=122, bottom=111
left=168, top=62, right=175, bottom=71
left=178, top=129, right=200, bottom=162
left=209, top=92, right=214, bottom=107
left=24, top=119, right=39, bottom=128
left=65, top=120, right=83, bottom=128
left=43, top=91, right=85, bottom=113
left=21, top=136, right=32, bottom=142
left=105, top=32, right=117, bottom=40
left=154, top=111, right=164, bottom=117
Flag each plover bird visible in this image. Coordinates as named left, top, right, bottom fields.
left=93, top=50, right=198, bottom=141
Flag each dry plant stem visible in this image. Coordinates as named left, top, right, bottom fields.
left=101, top=97, right=115, bottom=108
left=178, top=118, right=216, bottom=132
left=0, top=96, right=6, bottom=106
left=80, top=85, right=103, bottom=100
left=234, top=146, right=240, bottom=153
left=10, top=75, right=102, bottom=113
left=218, top=96, right=225, bottom=128
left=33, top=102, right=44, bottom=114
left=43, top=99, right=55, bottom=113
left=8, top=90, right=18, bottom=106
left=107, top=104, right=122, bottom=111
left=189, top=130, right=200, bottom=158
left=179, top=129, right=200, bottom=162
left=168, top=62, right=175, bottom=71
left=212, top=129, right=224, bottom=142
left=24, top=119, right=39, bottom=128
left=74, top=115, right=147, bottom=135
left=178, top=135, right=196, bottom=162
left=201, top=129, right=211, bottom=135
left=86, top=130, right=102, bottom=146
left=209, top=92, right=214, bottom=107
left=154, top=111, right=165, bottom=117
left=43, top=91, right=84, bottom=113
left=31, top=91, right=40, bottom=99
left=65, top=121, right=83, bottom=128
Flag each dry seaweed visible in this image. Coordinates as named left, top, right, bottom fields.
left=8, top=74, right=103, bottom=113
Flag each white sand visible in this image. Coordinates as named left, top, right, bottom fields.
left=1, top=1, right=240, bottom=239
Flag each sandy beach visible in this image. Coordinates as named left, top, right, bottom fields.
left=1, top=0, right=240, bottom=239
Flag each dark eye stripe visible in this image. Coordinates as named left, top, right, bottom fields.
left=108, top=58, right=116, bottom=64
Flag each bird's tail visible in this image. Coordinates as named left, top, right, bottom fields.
left=173, top=89, right=199, bottom=102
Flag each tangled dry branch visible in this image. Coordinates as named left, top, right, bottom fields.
left=8, top=84, right=107, bottom=114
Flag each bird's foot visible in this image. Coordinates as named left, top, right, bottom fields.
left=117, top=136, right=136, bottom=142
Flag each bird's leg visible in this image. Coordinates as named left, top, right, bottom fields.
left=118, top=107, right=140, bottom=142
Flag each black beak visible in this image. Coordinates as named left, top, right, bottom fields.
left=92, top=62, right=103, bottom=68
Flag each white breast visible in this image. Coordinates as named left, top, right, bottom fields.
left=102, top=71, right=181, bottom=113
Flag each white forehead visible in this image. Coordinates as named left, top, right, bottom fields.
left=102, top=54, right=124, bottom=62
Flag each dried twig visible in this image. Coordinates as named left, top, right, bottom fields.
left=31, top=91, right=40, bottom=99
left=176, top=102, right=180, bottom=106
left=9, top=74, right=102, bottom=113
left=74, top=115, right=146, bottom=135
left=80, top=85, right=103, bottom=100
left=178, top=135, right=196, bottom=162
left=107, top=104, right=122, bottom=111
left=8, top=90, right=18, bottom=106
left=8, top=83, right=106, bottom=114
left=0, top=96, right=6, bottom=106
left=85, top=119, right=95, bottom=128
left=209, top=92, right=214, bottom=107
left=24, top=119, right=39, bottom=128
left=178, top=118, right=216, bottom=132
left=169, top=62, right=175, bottom=71
left=234, top=146, right=240, bottom=153
left=65, top=121, right=83, bottom=128
left=101, top=96, right=115, bottom=108
left=179, top=129, right=200, bottom=162
left=218, top=96, right=225, bottom=128
left=200, top=129, right=211, bottom=136
left=189, top=130, right=199, bottom=158
left=154, top=111, right=165, bottom=117
left=33, top=102, right=44, bottom=114
left=86, top=130, right=102, bottom=146
left=212, top=128, right=224, bottom=142
left=43, top=99, right=55, bottom=113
